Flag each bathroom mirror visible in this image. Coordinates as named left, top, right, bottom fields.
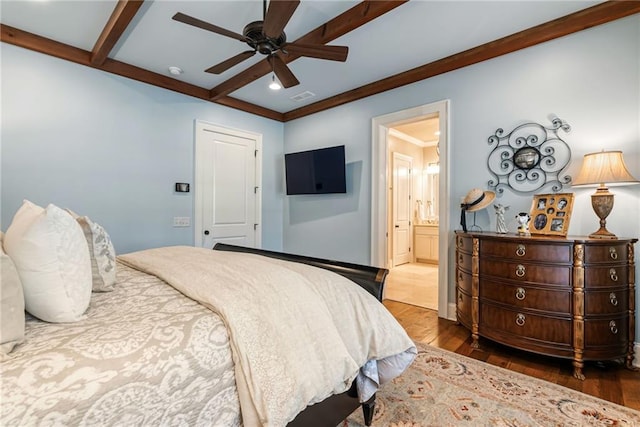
left=419, top=140, right=440, bottom=223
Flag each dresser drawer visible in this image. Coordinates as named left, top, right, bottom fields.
left=584, top=289, right=629, bottom=316
left=456, top=289, right=472, bottom=329
left=584, top=266, right=629, bottom=288
left=480, top=260, right=571, bottom=286
left=456, top=235, right=473, bottom=253
left=456, top=250, right=473, bottom=273
left=480, top=281, right=571, bottom=314
left=480, top=239, right=572, bottom=263
left=584, top=315, right=628, bottom=347
left=457, top=269, right=472, bottom=295
left=584, top=243, right=629, bottom=264
left=480, top=304, right=571, bottom=344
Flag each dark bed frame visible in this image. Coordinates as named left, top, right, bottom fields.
left=212, top=243, right=389, bottom=427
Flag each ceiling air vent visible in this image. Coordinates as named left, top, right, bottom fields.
left=290, top=91, right=316, bottom=102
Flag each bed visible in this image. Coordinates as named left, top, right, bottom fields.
left=0, top=201, right=417, bottom=427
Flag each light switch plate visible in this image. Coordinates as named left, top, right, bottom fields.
left=173, top=217, right=190, bottom=227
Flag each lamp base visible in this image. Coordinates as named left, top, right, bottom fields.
left=588, top=227, right=618, bottom=239
left=589, top=188, right=617, bottom=239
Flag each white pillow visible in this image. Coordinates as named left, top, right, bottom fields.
left=0, top=232, right=25, bottom=355
left=4, top=201, right=92, bottom=323
left=67, top=211, right=117, bottom=292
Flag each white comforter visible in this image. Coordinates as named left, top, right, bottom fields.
left=118, top=246, right=416, bottom=427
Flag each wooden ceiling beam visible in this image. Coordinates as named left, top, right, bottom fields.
left=208, top=0, right=408, bottom=100
left=91, top=0, right=145, bottom=66
left=283, top=0, right=640, bottom=121
left=0, top=24, right=284, bottom=121
left=2, top=1, right=637, bottom=122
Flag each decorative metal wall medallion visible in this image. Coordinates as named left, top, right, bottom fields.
left=487, top=117, right=572, bottom=194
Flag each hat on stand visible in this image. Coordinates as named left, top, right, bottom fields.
left=460, top=188, right=496, bottom=231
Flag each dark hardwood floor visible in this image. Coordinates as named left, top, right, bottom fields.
left=383, top=299, right=640, bottom=411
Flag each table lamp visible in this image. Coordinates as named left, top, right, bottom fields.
left=572, top=150, right=639, bottom=239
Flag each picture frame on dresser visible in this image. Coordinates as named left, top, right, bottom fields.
left=529, top=192, right=574, bottom=236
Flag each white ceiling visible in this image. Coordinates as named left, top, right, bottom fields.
left=1, top=0, right=604, bottom=115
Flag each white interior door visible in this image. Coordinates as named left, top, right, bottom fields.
left=195, top=121, right=262, bottom=249
left=392, top=152, right=412, bottom=266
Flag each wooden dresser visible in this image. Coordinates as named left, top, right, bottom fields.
left=455, top=231, right=637, bottom=379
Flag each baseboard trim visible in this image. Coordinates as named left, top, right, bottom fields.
left=447, top=302, right=457, bottom=321
left=634, top=342, right=639, bottom=369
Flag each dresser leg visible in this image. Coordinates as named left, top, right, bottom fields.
left=572, top=362, right=585, bottom=380
left=625, top=355, right=640, bottom=371
left=626, top=365, right=640, bottom=372
left=471, top=334, right=479, bottom=349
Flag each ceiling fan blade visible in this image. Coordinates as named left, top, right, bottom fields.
left=263, top=0, right=300, bottom=39
left=268, top=55, right=299, bottom=88
left=172, top=12, right=246, bottom=42
left=205, top=50, right=256, bottom=74
left=283, top=43, right=348, bottom=62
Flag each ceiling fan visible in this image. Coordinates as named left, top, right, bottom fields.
left=172, top=0, right=349, bottom=89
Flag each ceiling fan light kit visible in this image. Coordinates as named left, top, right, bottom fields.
left=269, top=75, right=282, bottom=91
left=172, top=0, right=348, bottom=90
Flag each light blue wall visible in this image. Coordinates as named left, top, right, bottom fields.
left=284, top=15, right=639, bottom=260
left=2, top=16, right=639, bottom=342
left=283, top=16, right=639, bottom=339
left=1, top=43, right=285, bottom=254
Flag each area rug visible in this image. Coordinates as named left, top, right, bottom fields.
left=343, top=343, right=640, bottom=427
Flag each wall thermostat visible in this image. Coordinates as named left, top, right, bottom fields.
left=175, top=183, right=190, bottom=193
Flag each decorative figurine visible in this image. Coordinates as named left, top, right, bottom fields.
left=516, top=212, right=531, bottom=235
left=494, top=204, right=509, bottom=234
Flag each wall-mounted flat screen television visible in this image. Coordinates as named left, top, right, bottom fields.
left=285, top=145, right=346, bottom=195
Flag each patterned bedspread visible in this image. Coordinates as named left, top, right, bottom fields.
left=0, top=262, right=242, bottom=426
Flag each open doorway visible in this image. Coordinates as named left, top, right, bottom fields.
left=386, top=117, right=440, bottom=310
left=371, top=100, right=451, bottom=319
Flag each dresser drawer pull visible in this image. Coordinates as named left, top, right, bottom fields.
left=609, top=320, right=618, bottom=334
left=515, top=264, right=526, bottom=278
left=609, top=292, right=618, bottom=306
left=515, top=313, right=526, bottom=326
left=515, top=244, right=526, bottom=257
left=609, top=268, right=618, bottom=282
left=515, top=287, right=526, bottom=300
left=609, top=247, right=618, bottom=260
left=459, top=254, right=464, bottom=264
left=458, top=292, right=463, bottom=302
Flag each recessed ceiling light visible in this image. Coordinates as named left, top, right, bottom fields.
left=168, top=66, right=183, bottom=76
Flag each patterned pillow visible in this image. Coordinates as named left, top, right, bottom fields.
left=74, top=215, right=117, bottom=292
left=4, top=201, right=92, bottom=323
left=0, top=232, right=25, bottom=355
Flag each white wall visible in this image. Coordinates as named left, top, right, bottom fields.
left=1, top=44, right=285, bottom=253
left=283, top=16, right=639, bottom=338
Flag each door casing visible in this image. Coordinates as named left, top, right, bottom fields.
left=371, top=100, right=452, bottom=319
